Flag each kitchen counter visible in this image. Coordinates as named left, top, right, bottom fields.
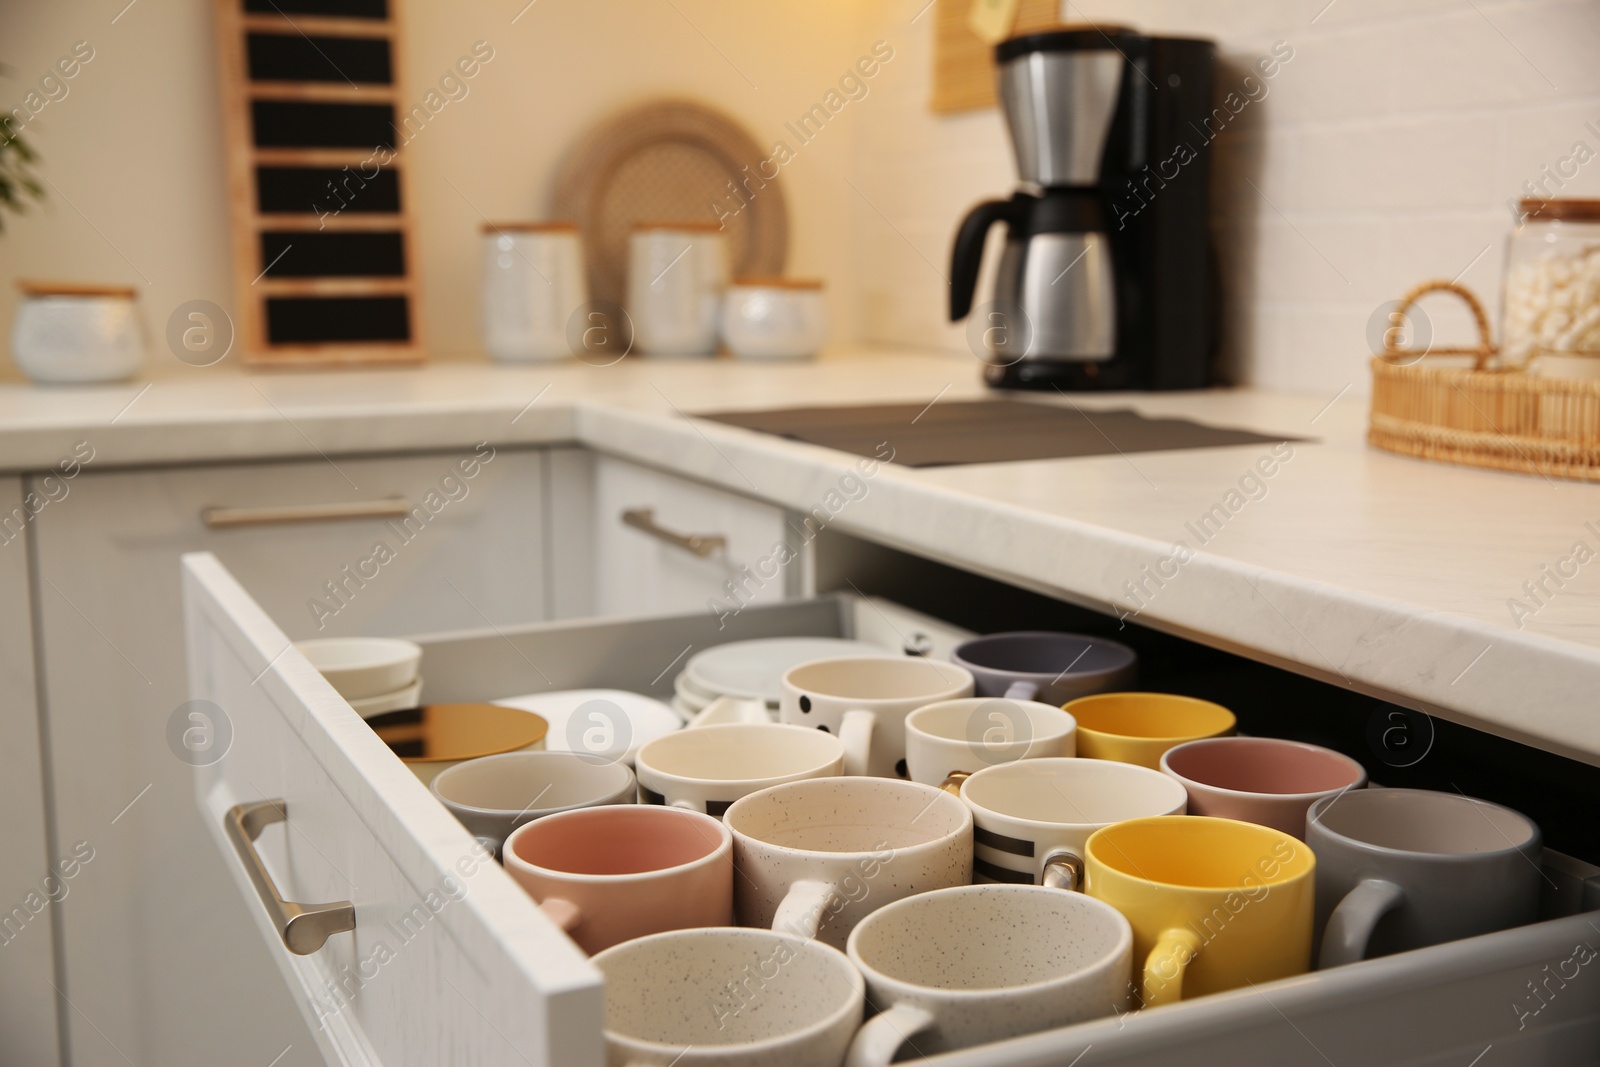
left=4, top=346, right=1597, bottom=762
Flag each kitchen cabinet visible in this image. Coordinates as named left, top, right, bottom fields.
left=592, top=453, right=796, bottom=617
left=0, top=478, right=62, bottom=1067
left=29, top=449, right=546, bottom=1067
left=182, top=550, right=1600, bottom=1067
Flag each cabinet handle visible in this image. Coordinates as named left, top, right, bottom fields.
left=225, top=800, right=356, bottom=956
left=620, top=507, right=727, bottom=559
left=201, top=498, right=413, bottom=529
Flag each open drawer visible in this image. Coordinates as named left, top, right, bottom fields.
left=179, top=551, right=971, bottom=1067
left=182, top=551, right=1600, bottom=1067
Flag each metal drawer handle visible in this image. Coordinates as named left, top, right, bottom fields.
left=202, top=498, right=413, bottom=529
left=620, top=507, right=727, bottom=558
left=225, top=800, right=355, bottom=956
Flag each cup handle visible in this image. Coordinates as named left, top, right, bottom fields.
left=839, top=709, right=876, bottom=777
left=937, top=771, right=970, bottom=797
left=1318, top=878, right=1405, bottom=969
left=1141, top=927, right=1202, bottom=1007
left=538, top=898, right=582, bottom=934
left=668, top=797, right=707, bottom=814
left=1040, top=848, right=1084, bottom=892
left=773, top=878, right=843, bottom=940
left=1003, top=680, right=1038, bottom=701
left=845, top=1002, right=937, bottom=1067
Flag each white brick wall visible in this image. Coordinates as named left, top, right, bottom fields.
left=852, top=0, right=1600, bottom=394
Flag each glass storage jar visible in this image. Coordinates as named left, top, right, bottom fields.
left=1502, top=198, right=1600, bottom=379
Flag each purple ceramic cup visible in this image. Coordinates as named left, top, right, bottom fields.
left=952, top=632, right=1137, bottom=706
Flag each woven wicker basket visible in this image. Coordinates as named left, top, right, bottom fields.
left=1368, top=280, right=1600, bottom=482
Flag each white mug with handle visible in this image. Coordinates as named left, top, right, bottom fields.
left=633, top=722, right=842, bottom=816
left=779, top=656, right=974, bottom=779
left=725, top=776, right=972, bottom=950
left=844, top=884, right=1132, bottom=1064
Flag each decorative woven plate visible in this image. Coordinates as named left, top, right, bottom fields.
left=551, top=98, right=789, bottom=307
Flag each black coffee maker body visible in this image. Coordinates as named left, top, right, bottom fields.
left=950, top=29, right=1218, bottom=391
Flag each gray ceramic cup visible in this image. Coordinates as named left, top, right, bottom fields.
left=1307, top=787, right=1542, bottom=969
left=952, top=632, right=1137, bottom=705
left=430, top=750, right=635, bottom=857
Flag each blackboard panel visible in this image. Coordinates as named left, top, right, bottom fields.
left=266, top=296, right=410, bottom=343
left=243, top=0, right=388, bottom=18
left=259, top=231, right=406, bottom=277
left=247, top=33, right=392, bottom=84
left=251, top=101, right=395, bottom=148
left=255, top=165, right=402, bottom=215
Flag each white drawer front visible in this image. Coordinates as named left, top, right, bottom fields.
left=183, top=553, right=600, bottom=1067
left=594, top=454, right=790, bottom=617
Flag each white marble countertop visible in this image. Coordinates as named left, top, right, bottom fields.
left=4, top=346, right=1598, bottom=763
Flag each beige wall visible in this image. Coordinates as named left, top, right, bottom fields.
left=7, top=1, right=1600, bottom=393
left=0, top=0, right=880, bottom=379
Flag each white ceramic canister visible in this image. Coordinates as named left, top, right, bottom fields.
left=627, top=222, right=727, bottom=356
left=11, top=281, right=146, bottom=384
left=721, top=276, right=827, bottom=360
left=480, top=222, right=587, bottom=362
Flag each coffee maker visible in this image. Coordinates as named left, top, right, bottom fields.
left=950, top=28, right=1217, bottom=391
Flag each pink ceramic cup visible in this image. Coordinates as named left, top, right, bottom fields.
left=1160, top=737, right=1367, bottom=839
left=503, top=804, right=732, bottom=955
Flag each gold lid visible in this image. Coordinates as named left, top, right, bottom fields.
left=481, top=221, right=580, bottom=234
left=370, top=703, right=548, bottom=763
left=18, top=280, right=139, bottom=298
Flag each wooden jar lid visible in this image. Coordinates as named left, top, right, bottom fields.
left=481, top=221, right=580, bottom=234
left=17, top=280, right=139, bottom=298
left=1519, top=198, right=1600, bottom=223
left=731, top=276, right=824, bottom=289
left=632, top=220, right=723, bottom=233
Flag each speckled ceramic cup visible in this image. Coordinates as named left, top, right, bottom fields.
left=724, top=776, right=972, bottom=950
left=845, top=884, right=1133, bottom=1064
left=595, top=927, right=864, bottom=1067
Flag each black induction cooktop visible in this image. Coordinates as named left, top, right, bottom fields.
left=698, top=399, right=1302, bottom=468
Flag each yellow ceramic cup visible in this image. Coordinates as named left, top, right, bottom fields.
left=1064, top=693, right=1235, bottom=769
left=1085, top=815, right=1314, bottom=1007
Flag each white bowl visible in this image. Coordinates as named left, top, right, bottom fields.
left=348, top=677, right=424, bottom=718
left=720, top=280, right=827, bottom=360
left=12, top=288, right=147, bottom=384
left=296, top=637, right=422, bottom=700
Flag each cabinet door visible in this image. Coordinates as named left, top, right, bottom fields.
left=183, top=552, right=597, bottom=1067
left=0, top=478, right=61, bottom=1066
left=593, top=454, right=792, bottom=617
left=31, top=449, right=544, bottom=1067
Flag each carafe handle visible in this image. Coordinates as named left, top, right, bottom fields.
left=950, top=197, right=1017, bottom=321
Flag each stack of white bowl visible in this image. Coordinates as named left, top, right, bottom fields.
left=296, top=637, right=424, bottom=717
left=670, top=637, right=886, bottom=724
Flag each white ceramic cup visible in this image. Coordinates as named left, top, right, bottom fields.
left=628, top=224, right=727, bottom=356
left=725, top=776, right=972, bottom=950
left=845, top=884, right=1133, bottom=1064
left=12, top=284, right=146, bottom=383
left=634, top=722, right=844, bottom=815
left=429, top=750, right=635, bottom=856
left=595, top=927, right=864, bottom=1067
left=720, top=278, right=828, bottom=359
left=780, top=657, right=975, bottom=779
left=480, top=223, right=587, bottom=362
left=959, top=757, right=1188, bottom=890
left=904, top=697, right=1077, bottom=788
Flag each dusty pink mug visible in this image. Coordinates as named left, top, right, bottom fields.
left=1160, top=736, right=1367, bottom=839
left=503, top=804, right=732, bottom=954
